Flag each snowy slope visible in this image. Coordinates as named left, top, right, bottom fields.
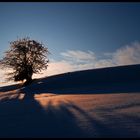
left=0, top=64, right=140, bottom=138
left=0, top=92, right=139, bottom=138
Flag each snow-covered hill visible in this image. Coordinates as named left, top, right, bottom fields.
left=0, top=64, right=140, bottom=138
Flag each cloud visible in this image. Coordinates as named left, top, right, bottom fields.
left=0, top=69, right=6, bottom=83
left=44, top=42, right=140, bottom=77
left=112, top=42, right=140, bottom=65
left=0, top=69, right=15, bottom=86
left=94, top=59, right=114, bottom=68
left=61, top=50, right=96, bottom=63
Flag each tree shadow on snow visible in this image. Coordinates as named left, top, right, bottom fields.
left=19, top=81, right=140, bottom=96
left=0, top=90, right=139, bottom=138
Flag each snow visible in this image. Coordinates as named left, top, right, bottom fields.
left=0, top=88, right=140, bottom=138
left=0, top=65, right=140, bottom=138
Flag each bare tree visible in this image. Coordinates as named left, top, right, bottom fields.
left=0, top=37, right=49, bottom=85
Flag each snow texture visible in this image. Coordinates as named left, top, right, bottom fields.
left=0, top=65, right=140, bottom=138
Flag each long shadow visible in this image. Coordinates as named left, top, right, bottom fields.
left=52, top=100, right=140, bottom=138
left=0, top=83, right=21, bottom=92
left=0, top=95, right=46, bottom=137
left=0, top=89, right=139, bottom=138
left=0, top=90, right=86, bottom=138
left=1, top=79, right=140, bottom=96
left=19, top=81, right=140, bottom=96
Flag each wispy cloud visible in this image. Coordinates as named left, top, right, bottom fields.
left=61, top=50, right=96, bottom=63
left=0, top=68, right=15, bottom=86
left=112, top=42, right=140, bottom=65
left=61, top=42, right=140, bottom=69
left=45, top=41, right=140, bottom=75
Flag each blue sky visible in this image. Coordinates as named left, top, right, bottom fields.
left=1, top=2, right=140, bottom=85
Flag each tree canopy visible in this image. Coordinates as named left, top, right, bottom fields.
left=0, top=37, right=49, bottom=85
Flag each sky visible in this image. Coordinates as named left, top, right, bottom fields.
left=0, top=2, right=140, bottom=86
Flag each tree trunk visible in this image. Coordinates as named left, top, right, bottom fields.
left=23, top=75, right=32, bottom=86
